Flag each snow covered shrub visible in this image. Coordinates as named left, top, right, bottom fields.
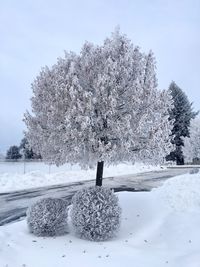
left=27, top=197, right=69, bottom=236
left=189, top=168, right=199, bottom=174
left=71, top=186, right=121, bottom=241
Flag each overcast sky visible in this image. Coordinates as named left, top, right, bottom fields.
left=0, top=0, right=200, bottom=154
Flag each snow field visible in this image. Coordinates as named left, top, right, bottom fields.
left=0, top=173, right=200, bottom=267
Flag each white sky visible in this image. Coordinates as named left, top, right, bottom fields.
left=0, top=0, right=200, bottom=153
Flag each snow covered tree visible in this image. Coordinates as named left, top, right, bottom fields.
left=6, top=145, right=22, bottom=160
left=128, top=50, right=173, bottom=163
left=183, top=118, right=200, bottom=163
left=24, top=29, right=173, bottom=185
left=166, top=82, right=198, bottom=165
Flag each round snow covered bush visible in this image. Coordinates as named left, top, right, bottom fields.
left=27, top=197, right=68, bottom=236
left=71, top=186, right=121, bottom=241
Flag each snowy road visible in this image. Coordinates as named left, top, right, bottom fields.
left=0, top=167, right=193, bottom=226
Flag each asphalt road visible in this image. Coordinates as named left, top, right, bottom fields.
left=0, top=167, right=194, bottom=226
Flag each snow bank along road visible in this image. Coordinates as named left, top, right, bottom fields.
left=0, top=167, right=194, bottom=226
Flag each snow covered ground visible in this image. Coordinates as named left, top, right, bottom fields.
left=0, top=173, right=200, bottom=267
left=0, top=162, right=161, bottom=193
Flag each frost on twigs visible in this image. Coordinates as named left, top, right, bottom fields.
left=27, top=197, right=69, bottom=236
left=25, top=29, right=173, bottom=169
left=71, top=186, right=121, bottom=241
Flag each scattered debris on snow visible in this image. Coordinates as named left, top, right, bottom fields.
left=0, top=174, right=200, bottom=267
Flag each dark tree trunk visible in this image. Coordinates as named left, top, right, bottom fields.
left=95, top=161, right=104, bottom=186
left=176, top=157, right=184, bottom=165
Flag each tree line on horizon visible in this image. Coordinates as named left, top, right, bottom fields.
left=5, top=137, right=41, bottom=160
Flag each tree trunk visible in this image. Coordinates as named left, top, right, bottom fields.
left=175, top=145, right=185, bottom=165
left=176, top=156, right=184, bottom=165
left=95, top=161, right=104, bottom=186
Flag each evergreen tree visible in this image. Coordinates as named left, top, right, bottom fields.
left=166, top=81, right=198, bottom=165
left=24, top=29, right=173, bottom=185
left=6, top=145, right=22, bottom=160
left=19, top=137, right=41, bottom=160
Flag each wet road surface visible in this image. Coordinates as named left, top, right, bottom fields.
left=0, top=167, right=194, bottom=226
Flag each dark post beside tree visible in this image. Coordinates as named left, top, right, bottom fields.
left=96, top=161, right=104, bottom=186
left=166, top=81, right=198, bottom=165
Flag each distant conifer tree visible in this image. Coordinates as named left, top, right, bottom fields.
left=6, top=145, right=22, bottom=160
left=166, top=81, right=198, bottom=165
